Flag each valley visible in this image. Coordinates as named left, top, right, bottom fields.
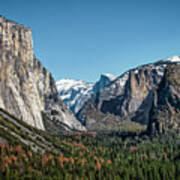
left=0, top=110, right=180, bottom=179
left=0, top=15, right=180, bottom=180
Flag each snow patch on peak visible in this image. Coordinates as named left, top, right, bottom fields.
left=165, top=56, right=180, bottom=62
left=56, top=79, right=93, bottom=92
left=56, top=78, right=92, bottom=86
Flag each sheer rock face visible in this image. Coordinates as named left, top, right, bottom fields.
left=77, top=61, right=167, bottom=130
left=0, top=16, right=85, bottom=131
left=147, top=63, right=180, bottom=135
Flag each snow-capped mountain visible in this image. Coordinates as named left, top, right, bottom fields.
left=56, top=79, right=94, bottom=114
left=56, top=74, right=116, bottom=114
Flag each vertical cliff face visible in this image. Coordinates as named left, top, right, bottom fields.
left=0, top=16, right=85, bottom=131
left=147, top=63, right=180, bottom=135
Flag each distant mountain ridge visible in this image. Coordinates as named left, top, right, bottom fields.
left=56, top=74, right=116, bottom=114
left=76, top=56, right=180, bottom=131
left=56, top=56, right=180, bottom=133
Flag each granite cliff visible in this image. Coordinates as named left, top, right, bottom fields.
left=0, top=16, right=85, bottom=132
left=147, top=63, right=180, bottom=135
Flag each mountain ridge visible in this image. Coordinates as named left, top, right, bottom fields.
left=76, top=56, right=180, bottom=131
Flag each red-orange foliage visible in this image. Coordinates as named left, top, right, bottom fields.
left=164, top=152, right=167, bottom=159
left=141, top=154, right=148, bottom=159
left=0, top=143, right=6, bottom=154
left=0, top=143, right=6, bottom=149
left=28, top=166, right=34, bottom=172
left=81, top=158, right=86, bottom=166
left=69, top=157, right=74, bottom=164
left=58, top=154, right=66, bottom=168
left=23, top=153, right=29, bottom=162
left=79, top=151, right=83, bottom=157
left=1, top=155, right=11, bottom=171
left=107, top=160, right=112, bottom=165
left=9, top=154, right=17, bottom=163
left=99, top=157, right=105, bottom=164
left=27, top=151, right=32, bottom=158
left=42, top=153, right=54, bottom=166
left=130, top=146, right=137, bottom=153
left=96, top=162, right=101, bottom=170
left=9, top=145, right=14, bottom=152
left=15, top=145, right=23, bottom=154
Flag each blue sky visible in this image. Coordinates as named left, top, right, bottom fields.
left=1, top=0, right=180, bottom=82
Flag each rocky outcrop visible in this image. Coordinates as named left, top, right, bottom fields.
left=0, top=16, right=85, bottom=132
left=77, top=58, right=180, bottom=131
left=147, top=63, right=180, bottom=135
